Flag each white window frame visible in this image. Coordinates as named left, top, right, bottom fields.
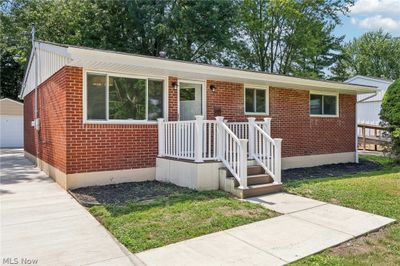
left=309, top=90, right=339, bottom=118
left=83, top=69, right=168, bottom=124
left=244, top=85, right=269, bottom=115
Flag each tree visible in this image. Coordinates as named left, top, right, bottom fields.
left=166, top=0, right=237, bottom=62
left=331, top=30, right=400, bottom=81
left=0, top=50, right=24, bottom=100
left=1, top=0, right=237, bottom=100
left=380, top=79, right=400, bottom=162
left=232, top=0, right=352, bottom=78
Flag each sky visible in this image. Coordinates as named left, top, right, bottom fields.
left=334, top=0, right=400, bottom=42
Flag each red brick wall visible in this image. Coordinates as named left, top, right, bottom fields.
left=24, top=69, right=355, bottom=175
left=169, top=78, right=355, bottom=158
left=24, top=68, right=67, bottom=172
left=269, top=88, right=355, bottom=157
left=168, top=76, right=178, bottom=121
left=65, top=67, right=158, bottom=174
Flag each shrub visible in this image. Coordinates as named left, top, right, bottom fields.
left=380, top=79, right=400, bottom=162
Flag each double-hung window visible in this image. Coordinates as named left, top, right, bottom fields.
left=310, top=92, right=338, bottom=117
left=86, top=72, right=165, bottom=122
left=245, top=87, right=269, bottom=114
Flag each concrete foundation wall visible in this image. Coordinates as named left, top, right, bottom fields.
left=25, top=151, right=155, bottom=189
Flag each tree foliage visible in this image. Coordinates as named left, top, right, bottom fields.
left=1, top=0, right=239, bottom=100
left=4, top=0, right=385, bottom=100
left=331, top=30, right=400, bottom=81
left=380, top=79, right=400, bottom=161
left=232, top=0, right=352, bottom=78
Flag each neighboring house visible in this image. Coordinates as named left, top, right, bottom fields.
left=20, top=41, right=375, bottom=197
left=345, top=75, right=393, bottom=125
left=0, top=98, right=24, bottom=148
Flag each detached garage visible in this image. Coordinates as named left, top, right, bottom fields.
left=0, top=98, right=24, bottom=148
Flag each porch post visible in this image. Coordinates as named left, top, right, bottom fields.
left=247, top=117, right=256, bottom=159
left=215, top=116, right=224, bottom=161
left=239, top=139, right=248, bottom=189
left=263, top=117, right=272, bottom=135
left=273, top=138, right=282, bottom=184
left=194, top=115, right=204, bottom=162
left=157, top=118, right=165, bottom=157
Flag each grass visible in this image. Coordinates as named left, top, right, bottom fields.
left=285, top=155, right=400, bottom=265
left=89, top=189, right=277, bottom=253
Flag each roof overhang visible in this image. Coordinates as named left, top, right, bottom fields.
left=22, top=41, right=377, bottom=98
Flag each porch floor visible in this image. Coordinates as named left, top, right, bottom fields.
left=136, top=192, right=394, bottom=265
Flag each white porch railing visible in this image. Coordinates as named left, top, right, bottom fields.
left=158, top=116, right=282, bottom=188
left=248, top=118, right=282, bottom=183
left=216, top=117, right=248, bottom=189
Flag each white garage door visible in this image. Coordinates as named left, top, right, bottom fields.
left=0, top=115, right=24, bottom=148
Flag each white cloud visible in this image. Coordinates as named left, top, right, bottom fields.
left=350, top=0, right=400, bottom=14
left=351, top=15, right=400, bottom=31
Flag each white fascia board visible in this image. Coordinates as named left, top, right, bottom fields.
left=36, top=42, right=71, bottom=58
left=69, top=47, right=376, bottom=94
left=345, top=75, right=393, bottom=84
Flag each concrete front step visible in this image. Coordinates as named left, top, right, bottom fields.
left=234, top=183, right=283, bottom=199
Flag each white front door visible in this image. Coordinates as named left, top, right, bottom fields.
left=179, top=82, right=203, bottom=121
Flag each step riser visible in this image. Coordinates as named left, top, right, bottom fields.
left=226, top=166, right=265, bottom=177
left=241, top=184, right=282, bottom=199
left=234, top=175, right=274, bottom=186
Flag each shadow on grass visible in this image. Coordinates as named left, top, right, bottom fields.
left=97, top=190, right=235, bottom=218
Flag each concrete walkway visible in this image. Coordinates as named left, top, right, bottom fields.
left=136, top=193, right=395, bottom=265
left=1, top=149, right=395, bottom=266
left=0, top=149, right=138, bottom=266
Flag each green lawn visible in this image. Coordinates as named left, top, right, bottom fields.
left=89, top=189, right=277, bottom=253
left=285, top=155, right=400, bottom=265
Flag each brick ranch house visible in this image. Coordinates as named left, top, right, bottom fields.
left=20, top=41, right=376, bottom=197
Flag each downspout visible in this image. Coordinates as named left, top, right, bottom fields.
left=355, top=99, right=358, bottom=163
left=31, top=25, right=41, bottom=161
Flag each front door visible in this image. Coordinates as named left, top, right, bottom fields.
left=179, top=82, right=203, bottom=120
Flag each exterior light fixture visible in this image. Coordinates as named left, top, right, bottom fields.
left=210, top=84, right=217, bottom=92
left=172, top=81, right=178, bottom=90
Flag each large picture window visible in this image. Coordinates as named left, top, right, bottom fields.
left=245, top=87, right=268, bottom=114
left=310, top=93, right=338, bottom=116
left=86, top=72, right=165, bottom=122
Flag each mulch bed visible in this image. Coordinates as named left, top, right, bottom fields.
left=282, top=158, right=383, bottom=182
left=70, top=181, right=192, bottom=206
left=71, top=159, right=383, bottom=206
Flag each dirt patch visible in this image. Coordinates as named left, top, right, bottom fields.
left=215, top=205, right=268, bottom=217
left=70, top=181, right=193, bottom=206
left=282, top=158, right=382, bottom=182
left=329, top=227, right=388, bottom=256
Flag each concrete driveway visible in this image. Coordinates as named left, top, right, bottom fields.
left=0, top=149, right=139, bottom=266
left=1, top=149, right=395, bottom=266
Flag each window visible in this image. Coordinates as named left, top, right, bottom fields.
left=87, top=74, right=107, bottom=120
left=86, top=72, right=165, bottom=122
left=245, top=87, right=268, bottom=114
left=310, top=93, right=338, bottom=116
left=180, top=87, right=196, bottom=101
